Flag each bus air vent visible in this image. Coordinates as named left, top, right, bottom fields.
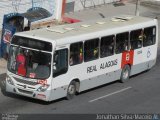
left=46, top=28, right=68, bottom=34
left=63, top=27, right=75, bottom=31
left=96, top=21, right=106, bottom=25
left=18, top=89, right=33, bottom=95
left=81, top=24, right=91, bottom=28
left=14, top=77, right=38, bottom=86
left=111, top=15, right=134, bottom=22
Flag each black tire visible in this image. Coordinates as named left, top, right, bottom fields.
left=120, top=65, right=130, bottom=83
left=66, top=81, right=76, bottom=100
left=0, top=79, right=6, bottom=91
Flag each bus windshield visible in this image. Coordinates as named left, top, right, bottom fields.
left=8, top=45, right=51, bottom=79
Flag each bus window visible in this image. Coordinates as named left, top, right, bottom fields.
left=70, top=42, right=83, bottom=66
left=53, top=49, right=68, bottom=77
left=130, top=29, right=142, bottom=50
left=116, top=32, right=129, bottom=54
left=84, top=38, right=99, bottom=62
left=8, top=46, right=51, bottom=79
left=143, top=26, right=156, bottom=47
left=100, top=35, right=115, bottom=58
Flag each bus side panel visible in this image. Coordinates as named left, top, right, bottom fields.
left=142, top=45, right=157, bottom=68
left=50, top=84, right=68, bottom=101
left=50, top=54, right=122, bottom=101
left=130, top=47, right=145, bottom=75
left=78, top=54, right=122, bottom=92
left=50, top=74, right=70, bottom=100
left=131, top=45, right=157, bottom=76
left=131, top=22, right=158, bottom=76
left=79, top=69, right=121, bottom=92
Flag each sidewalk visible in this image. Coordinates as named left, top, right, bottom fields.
left=65, top=2, right=138, bottom=21
left=141, top=0, right=160, bottom=9
left=65, top=1, right=159, bottom=21
left=0, top=58, right=7, bottom=74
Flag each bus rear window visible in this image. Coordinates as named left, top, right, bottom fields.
left=11, top=36, right=52, bottom=52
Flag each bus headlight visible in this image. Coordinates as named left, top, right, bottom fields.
left=6, top=76, right=14, bottom=85
left=37, top=84, right=49, bottom=92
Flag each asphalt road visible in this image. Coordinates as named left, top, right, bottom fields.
left=0, top=48, right=160, bottom=114
left=0, top=2, right=160, bottom=120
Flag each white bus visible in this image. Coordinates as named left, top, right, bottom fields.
left=6, top=15, right=158, bottom=101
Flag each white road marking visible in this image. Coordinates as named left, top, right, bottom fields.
left=89, top=86, right=132, bottom=103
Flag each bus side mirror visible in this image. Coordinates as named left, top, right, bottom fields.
left=54, top=54, right=58, bottom=62
left=53, top=62, right=57, bottom=70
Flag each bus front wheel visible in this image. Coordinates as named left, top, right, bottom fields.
left=120, top=65, right=130, bottom=83
left=66, top=81, right=76, bottom=100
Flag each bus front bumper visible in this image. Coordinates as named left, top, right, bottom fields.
left=5, top=78, right=51, bottom=102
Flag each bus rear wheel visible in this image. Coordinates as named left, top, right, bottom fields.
left=66, top=81, right=76, bottom=100
left=120, top=65, right=130, bottom=83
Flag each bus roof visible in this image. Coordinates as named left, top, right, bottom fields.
left=15, top=15, right=157, bottom=46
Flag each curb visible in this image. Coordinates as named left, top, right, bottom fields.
left=140, top=1, right=160, bottom=9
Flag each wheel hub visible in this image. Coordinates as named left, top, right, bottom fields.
left=123, top=69, right=129, bottom=79
left=68, top=85, right=75, bottom=94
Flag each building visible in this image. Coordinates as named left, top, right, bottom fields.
left=0, top=0, right=119, bottom=29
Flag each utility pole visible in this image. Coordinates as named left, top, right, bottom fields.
left=54, top=0, right=63, bottom=21
left=32, top=0, right=33, bottom=9
left=135, top=0, right=140, bottom=16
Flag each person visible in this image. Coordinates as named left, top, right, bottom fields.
left=124, top=40, right=128, bottom=51
left=70, top=54, right=74, bottom=65
left=10, top=47, right=16, bottom=70
left=93, top=48, right=98, bottom=58
left=138, top=30, right=147, bottom=47
left=108, top=40, right=114, bottom=55
left=16, top=49, right=26, bottom=76
left=79, top=48, right=83, bottom=63
left=139, top=30, right=146, bottom=41
left=9, top=19, right=16, bottom=26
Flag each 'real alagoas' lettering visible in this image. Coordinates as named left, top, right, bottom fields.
left=87, top=65, right=97, bottom=73
left=100, top=59, right=118, bottom=70
left=87, top=59, right=118, bottom=74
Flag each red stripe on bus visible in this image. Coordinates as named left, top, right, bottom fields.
left=121, top=50, right=134, bottom=68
